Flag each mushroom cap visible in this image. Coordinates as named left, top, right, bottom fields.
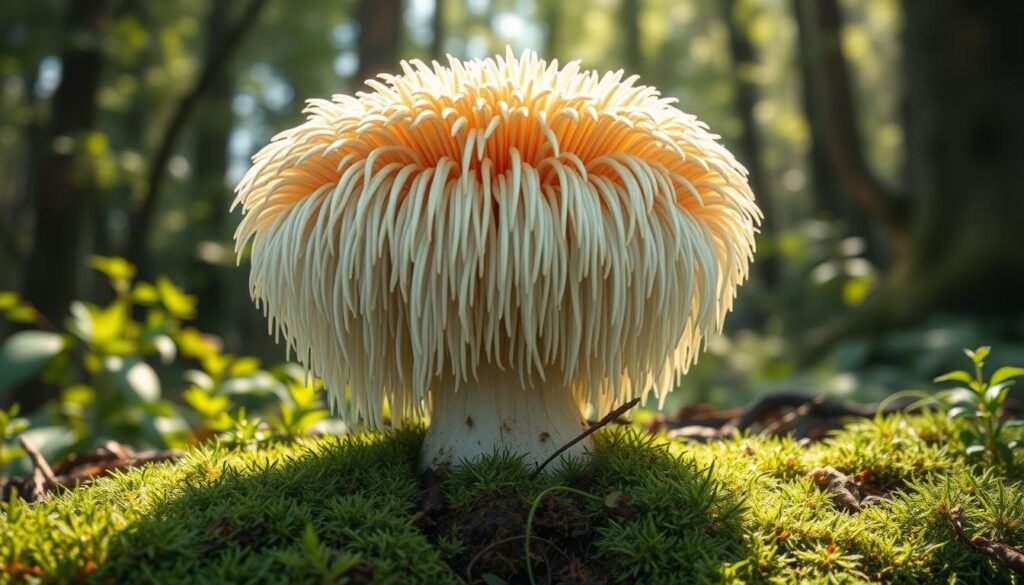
left=233, top=49, right=760, bottom=426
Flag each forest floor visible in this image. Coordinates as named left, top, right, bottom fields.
left=2, top=404, right=1024, bottom=584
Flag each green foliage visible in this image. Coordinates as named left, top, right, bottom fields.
left=0, top=258, right=337, bottom=475
left=0, top=405, right=28, bottom=466
left=0, top=331, right=66, bottom=396
left=935, top=346, right=1024, bottom=471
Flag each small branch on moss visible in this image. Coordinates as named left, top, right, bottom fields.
left=809, top=466, right=863, bottom=513
left=14, top=439, right=183, bottom=502
left=759, top=395, right=828, bottom=437
left=530, top=397, right=640, bottom=478
left=723, top=392, right=906, bottom=436
left=19, top=436, right=58, bottom=501
left=950, top=505, right=1024, bottom=576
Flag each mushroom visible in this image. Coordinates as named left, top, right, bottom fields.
left=233, top=49, right=760, bottom=470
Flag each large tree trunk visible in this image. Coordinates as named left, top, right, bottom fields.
left=189, top=0, right=235, bottom=336
left=430, top=0, right=444, bottom=60
left=800, top=0, right=1024, bottom=360
left=125, top=0, right=267, bottom=276
left=542, top=0, right=561, bottom=59
left=896, top=0, right=1024, bottom=315
left=355, top=0, right=402, bottom=86
left=791, top=0, right=880, bottom=263
left=22, top=0, right=108, bottom=325
left=793, top=0, right=907, bottom=265
left=722, top=0, right=777, bottom=286
left=621, top=0, right=642, bottom=73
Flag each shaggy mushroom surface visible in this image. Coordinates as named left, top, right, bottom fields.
left=233, top=49, right=760, bottom=468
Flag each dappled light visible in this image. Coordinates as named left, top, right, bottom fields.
left=0, top=0, right=1022, bottom=582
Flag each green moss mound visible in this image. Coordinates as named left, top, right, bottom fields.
left=2, top=414, right=1023, bottom=584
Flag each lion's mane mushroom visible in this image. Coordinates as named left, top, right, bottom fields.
left=233, top=49, right=760, bottom=470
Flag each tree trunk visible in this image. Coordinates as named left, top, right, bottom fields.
left=791, top=0, right=876, bottom=259
left=430, top=0, right=444, bottom=61
left=621, top=0, right=642, bottom=73
left=896, top=0, right=1024, bottom=315
left=542, top=0, right=561, bottom=59
left=355, top=0, right=403, bottom=86
left=189, top=0, right=235, bottom=336
left=722, top=0, right=777, bottom=285
left=800, top=0, right=1024, bottom=360
left=22, top=0, right=107, bottom=324
left=793, top=0, right=907, bottom=264
left=125, top=0, right=267, bottom=275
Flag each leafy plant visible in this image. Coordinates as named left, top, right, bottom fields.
left=219, top=408, right=270, bottom=449
left=271, top=381, right=330, bottom=440
left=0, top=404, right=29, bottom=467
left=0, top=256, right=338, bottom=475
left=935, top=346, right=1024, bottom=470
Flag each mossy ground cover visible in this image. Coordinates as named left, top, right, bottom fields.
left=2, top=414, right=1023, bottom=584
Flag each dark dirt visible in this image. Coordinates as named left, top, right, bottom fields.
left=415, top=469, right=617, bottom=585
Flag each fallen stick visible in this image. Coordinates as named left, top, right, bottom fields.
left=19, top=436, right=57, bottom=501
left=809, top=466, right=863, bottom=513
left=530, top=397, right=640, bottom=478
left=950, top=505, right=1024, bottom=576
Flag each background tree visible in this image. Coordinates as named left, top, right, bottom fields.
left=22, top=0, right=109, bottom=324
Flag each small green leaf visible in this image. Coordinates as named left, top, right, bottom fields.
left=91, top=301, right=128, bottom=346
left=152, top=334, right=177, bottom=364
left=965, top=444, right=987, bottom=457
left=131, top=282, right=159, bottom=304
left=4, top=305, right=37, bottom=324
left=0, top=331, right=66, bottom=393
left=106, top=357, right=161, bottom=402
left=175, top=328, right=219, bottom=359
left=991, top=366, right=1024, bottom=386
left=481, top=574, right=507, bottom=585
left=183, top=386, right=230, bottom=417
left=984, top=382, right=1012, bottom=405
left=934, top=370, right=974, bottom=385
left=89, top=255, right=136, bottom=281
left=842, top=276, right=874, bottom=307
left=156, top=276, right=197, bottom=319
left=229, top=357, right=260, bottom=377
left=1003, top=420, right=1024, bottom=429
left=965, top=346, right=990, bottom=365
left=0, top=291, right=19, bottom=311
left=959, top=429, right=978, bottom=446
left=945, top=387, right=978, bottom=407
left=294, top=409, right=329, bottom=433
left=948, top=406, right=976, bottom=420
left=61, top=384, right=96, bottom=405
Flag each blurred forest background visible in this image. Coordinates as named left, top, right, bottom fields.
left=0, top=0, right=1023, bottom=465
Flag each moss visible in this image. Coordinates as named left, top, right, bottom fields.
left=2, top=415, right=1023, bottom=584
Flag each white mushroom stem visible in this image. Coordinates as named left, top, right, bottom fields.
left=422, top=364, right=590, bottom=470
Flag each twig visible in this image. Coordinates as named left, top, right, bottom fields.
left=757, top=395, right=828, bottom=437
left=950, top=505, right=1024, bottom=576
left=809, top=466, right=863, bottom=513
left=464, top=535, right=570, bottom=584
left=19, top=436, right=57, bottom=501
left=719, top=391, right=915, bottom=436
left=19, top=436, right=57, bottom=485
left=530, top=397, right=640, bottom=478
